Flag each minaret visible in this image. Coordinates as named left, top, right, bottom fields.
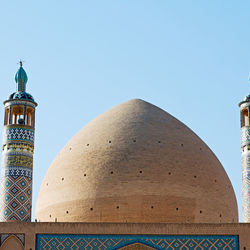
left=239, top=93, right=250, bottom=222
left=0, top=62, right=37, bottom=222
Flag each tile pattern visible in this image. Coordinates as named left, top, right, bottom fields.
left=36, top=234, right=239, bottom=250
left=3, top=126, right=34, bottom=144
left=0, top=125, right=34, bottom=222
left=241, top=127, right=250, bottom=146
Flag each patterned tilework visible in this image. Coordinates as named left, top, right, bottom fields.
left=242, top=152, right=250, bottom=222
left=0, top=175, right=32, bottom=221
left=36, top=234, right=239, bottom=250
left=0, top=125, right=34, bottom=222
left=241, top=127, right=250, bottom=146
left=0, top=233, right=25, bottom=247
left=3, top=126, right=34, bottom=144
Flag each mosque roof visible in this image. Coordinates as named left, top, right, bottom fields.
left=36, top=99, right=238, bottom=223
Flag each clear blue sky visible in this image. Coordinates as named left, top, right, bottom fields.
left=0, top=1, right=249, bottom=221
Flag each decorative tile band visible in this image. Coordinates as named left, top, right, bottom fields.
left=241, top=127, right=250, bottom=146
left=2, top=166, right=32, bottom=178
left=36, top=234, right=239, bottom=250
left=2, top=154, right=33, bottom=168
left=3, top=127, right=34, bottom=144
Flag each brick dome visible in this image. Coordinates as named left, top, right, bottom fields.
left=36, top=99, right=238, bottom=223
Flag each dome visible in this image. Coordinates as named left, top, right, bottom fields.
left=36, top=99, right=238, bottom=223
left=8, top=92, right=35, bottom=102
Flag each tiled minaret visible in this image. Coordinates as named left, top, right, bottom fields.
left=239, top=93, right=250, bottom=222
left=0, top=62, right=37, bottom=221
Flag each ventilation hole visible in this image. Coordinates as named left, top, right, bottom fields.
left=110, top=171, right=113, bottom=174
left=194, top=175, right=197, bottom=178
left=90, top=208, right=93, bottom=211
left=69, top=147, right=72, bottom=151
left=84, top=174, right=87, bottom=177
left=168, top=172, right=171, bottom=175
left=86, top=144, right=89, bottom=146
left=139, top=170, right=142, bottom=173
left=200, top=210, right=202, bottom=214
left=176, top=208, right=179, bottom=211
left=200, top=148, right=202, bottom=151
left=66, top=211, right=69, bottom=214
left=61, top=177, right=64, bottom=181
left=49, top=214, right=51, bottom=218
left=158, top=141, right=161, bottom=143
left=109, top=141, right=111, bottom=143
left=133, top=139, right=136, bottom=143
left=151, top=206, right=154, bottom=209
left=243, top=247, right=246, bottom=250
left=181, top=144, right=184, bottom=146
left=46, top=183, right=48, bottom=186
left=214, top=179, right=217, bottom=183
left=116, top=206, right=119, bottom=209
left=219, top=214, right=222, bottom=217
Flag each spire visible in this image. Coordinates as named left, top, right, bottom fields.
left=15, top=61, right=28, bottom=92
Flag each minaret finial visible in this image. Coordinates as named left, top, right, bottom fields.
left=19, top=60, right=23, bottom=67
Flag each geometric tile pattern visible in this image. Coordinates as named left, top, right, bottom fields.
left=0, top=175, right=32, bottom=221
left=0, top=233, right=25, bottom=247
left=0, top=124, right=34, bottom=222
left=36, top=234, right=239, bottom=250
left=241, top=126, right=250, bottom=146
left=3, top=126, right=34, bottom=144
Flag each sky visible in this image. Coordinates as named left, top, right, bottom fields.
left=0, top=1, right=249, bottom=221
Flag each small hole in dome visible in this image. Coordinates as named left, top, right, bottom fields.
left=66, top=211, right=69, bottom=214
left=168, top=172, right=171, bottom=175
left=158, top=141, right=161, bottom=143
left=200, top=148, right=202, bottom=151
left=243, top=247, right=246, bottom=250
left=46, top=183, right=48, bottom=186
left=194, top=175, right=197, bottom=178
left=214, top=179, right=217, bottom=182
left=109, top=141, right=111, bottom=143
left=219, top=214, right=222, bottom=217
left=90, top=208, right=93, bottom=211
left=61, top=177, right=64, bottom=181
left=133, top=139, right=136, bottom=143
left=69, top=147, right=72, bottom=151
left=139, top=170, right=142, bottom=173
left=200, top=210, right=202, bottom=214
left=176, top=208, right=179, bottom=211
left=49, top=214, right=51, bottom=218
left=110, top=171, right=113, bottom=174
left=84, top=174, right=87, bottom=177
left=116, top=206, right=119, bottom=209
left=181, top=144, right=184, bottom=146
left=86, top=144, right=89, bottom=146
left=151, top=206, right=154, bottom=209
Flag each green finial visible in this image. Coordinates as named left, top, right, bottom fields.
left=15, top=61, right=28, bottom=92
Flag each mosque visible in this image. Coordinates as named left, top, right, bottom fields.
left=0, top=64, right=249, bottom=249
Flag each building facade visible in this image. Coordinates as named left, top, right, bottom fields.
left=0, top=66, right=249, bottom=250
